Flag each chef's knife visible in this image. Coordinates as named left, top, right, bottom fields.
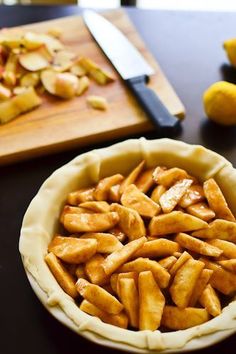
left=83, top=10, right=181, bottom=134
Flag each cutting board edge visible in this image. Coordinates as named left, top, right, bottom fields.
left=0, top=121, right=154, bottom=166
left=1, top=9, right=185, bottom=165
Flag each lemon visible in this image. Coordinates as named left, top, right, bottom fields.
left=203, top=81, right=236, bottom=126
left=224, top=38, right=236, bottom=67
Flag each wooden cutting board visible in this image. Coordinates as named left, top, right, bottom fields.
left=0, top=9, right=185, bottom=165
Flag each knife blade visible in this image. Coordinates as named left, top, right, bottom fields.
left=83, top=10, right=181, bottom=134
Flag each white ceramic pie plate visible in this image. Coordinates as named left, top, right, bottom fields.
left=19, top=138, right=236, bottom=353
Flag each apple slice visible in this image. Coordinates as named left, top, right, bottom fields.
left=20, top=72, right=40, bottom=88
left=22, top=31, right=63, bottom=53
left=53, top=50, right=76, bottom=72
left=22, top=31, right=44, bottom=50
left=19, top=45, right=52, bottom=71
left=79, top=57, right=115, bottom=85
left=47, top=27, right=63, bottom=39
left=0, top=83, right=11, bottom=100
left=0, top=30, right=23, bottom=49
left=38, top=33, right=63, bottom=54
left=13, top=86, right=28, bottom=95
left=3, top=52, right=18, bottom=86
left=55, top=72, right=79, bottom=99
left=76, top=76, right=90, bottom=96
left=41, top=69, right=79, bottom=99
left=0, top=87, right=42, bottom=124
left=70, top=60, right=87, bottom=77
left=40, top=69, right=57, bottom=95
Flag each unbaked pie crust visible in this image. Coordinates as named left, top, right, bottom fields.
left=19, top=138, right=236, bottom=352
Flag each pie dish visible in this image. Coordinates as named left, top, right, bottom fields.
left=19, top=138, right=236, bottom=352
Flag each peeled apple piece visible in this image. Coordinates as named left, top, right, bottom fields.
left=76, top=76, right=90, bottom=96
left=20, top=72, right=40, bottom=87
left=19, top=46, right=52, bottom=71
left=0, top=83, right=11, bottom=100
left=0, top=31, right=23, bottom=49
left=22, top=32, right=45, bottom=50
left=22, top=32, right=63, bottom=54
left=3, top=52, right=18, bottom=86
left=13, top=86, right=28, bottom=95
left=36, top=33, right=63, bottom=54
left=53, top=50, right=75, bottom=72
left=0, top=87, right=42, bottom=124
left=41, top=69, right=79, bottom=99
left=55, top=73, right=79, bottom=99
left=47, top=27, right=62, bottom=39
left=40, top=69, right=57, bottom=95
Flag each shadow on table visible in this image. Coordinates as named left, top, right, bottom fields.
left=200, top=118, right=236, bottom=151
left=36, top=300, right=123, bottom=354
left=220, top=64, right=236, bottom=84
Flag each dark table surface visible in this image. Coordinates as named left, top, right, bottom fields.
left=0, top=5, right=236, bottom=354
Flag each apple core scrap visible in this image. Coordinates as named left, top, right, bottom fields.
left=0, top=28, right=114, bottom=123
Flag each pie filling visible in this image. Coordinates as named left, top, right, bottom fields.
left=44, top=160, right=236, bottom=332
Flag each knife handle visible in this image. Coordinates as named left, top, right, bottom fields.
left=126, top=75, right=180, bottom=134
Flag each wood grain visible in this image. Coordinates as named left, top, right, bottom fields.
left=0, top=9, right=185, bottom=165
